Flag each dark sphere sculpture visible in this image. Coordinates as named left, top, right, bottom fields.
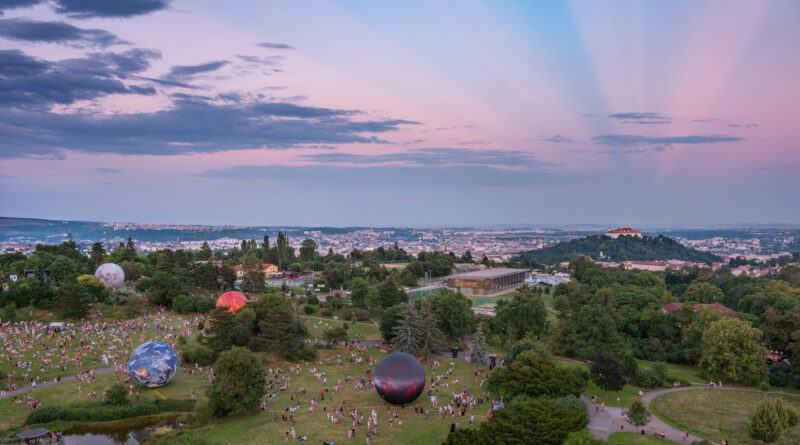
left=374, top=352, right=426, bottom=405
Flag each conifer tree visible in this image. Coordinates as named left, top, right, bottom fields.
left=198, top=241, right=213, bottom=261
left=470, top=327, right=489, bottom=366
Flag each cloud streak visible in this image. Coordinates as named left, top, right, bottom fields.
left=0, top=18, right=127, bottom=47
left=592, top=134, right=743, bottom=147
left=257, top=42, right=294, bottom=50
left=608, top=112, right=671, bottom=125
left=298, top=148, right=549, bottom=169
left=0, top=98, right=419, bottom=158
left=0, top=0, right=171, bottom=18
left=164, top=60, right=229, bottom=80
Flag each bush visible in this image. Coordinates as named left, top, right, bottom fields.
left=632, top=362, right=667, bottom=388
left=26, top=399, right=157, bottom=424
left=307, top=295, right=319, bottom=305
left=324, top=326, right=348, bottom=344
left=569, top=367, right=589, bottom=386
left=304, top=305, right=317, bottom=315
left=182, top=343, right=215, bottom=366
left=750, top=397, right=799, bottom=442
left=197, top=321, right=205, bottom=331
left=105, top=384, right=129, bottom=405
left=172, top=294, right=196, bottom=314
left=341, top=308, right=353, bottom=320
left=354, top=308, right=371, bottom=321
left=292, top=345, right=318, bottom=362
left=321, top=307, right=332, bottom=317
left=113, top=311, right=126, bottom=320
left=768, top=364, right=792, bottom=387
left=196, top=298, right=214, bottom=313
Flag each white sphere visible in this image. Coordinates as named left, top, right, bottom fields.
left=95, top=263, right=125, bottom=289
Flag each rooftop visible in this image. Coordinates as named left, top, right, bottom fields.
left=448, top=268, right=529, bottom=279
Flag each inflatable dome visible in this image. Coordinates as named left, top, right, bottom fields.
left=216, top=291, right=248, bottom=313
left=95, top=263, right=125, bottom=289
left=127, top=341, right=178, bottom=388
left=374, top=352, right=426, bottom=405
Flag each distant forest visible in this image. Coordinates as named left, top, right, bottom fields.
left=517, top=235, right=721, bottom=265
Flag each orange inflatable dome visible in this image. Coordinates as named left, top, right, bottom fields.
left=216, top=291, right=248, bottom=313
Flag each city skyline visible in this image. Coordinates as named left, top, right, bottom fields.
left=1, top=1, right=799, bottom=226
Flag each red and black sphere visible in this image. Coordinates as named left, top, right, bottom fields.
left=374, top=352, right=426, bottom=405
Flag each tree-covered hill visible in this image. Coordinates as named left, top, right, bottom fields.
left=516, top=234, right=721, bottom=265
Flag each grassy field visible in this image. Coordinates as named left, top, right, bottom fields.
left=0, top=369, right=210, bottom=431
left=301, top=317, right=382, bottom=342
left=608, top=432, right=673, bottom=444
left=652, top=389, right=800, bottom=444
left=149, top=347, right=491, bottom=445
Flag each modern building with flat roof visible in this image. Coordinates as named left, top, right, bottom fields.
left=445, top=268, right=529, bottom=296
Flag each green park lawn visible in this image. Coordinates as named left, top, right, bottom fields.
left=149, top=347, right=491, bottom=445
left=302, top=317, right=382, bottom=342
left=0, top=370, right=210, bottom=431
left=652, top=389, right=800, bottom=445
left=607, top=432, right=673, bottom=444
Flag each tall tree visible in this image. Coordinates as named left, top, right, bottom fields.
left=589, top=350, right=627, bottom=392
left=90, top=242, right=106, bottom=267
left=208, top=347, right=266, bottom=417
left=470, top=328, right=488, bottom=366
left=392, top=306, right=424, bottom=356
left=299, top=238, right=317, bottom=268
left=749, top=397, right=799, bottom=443
left=700, top=317, right=766, bottom=385
left=123, top=236, right=136, bottom=262
left=276, top=232, right=289, bottom=270
left=262, top=234, right=269, bottom=250
left=198, top=241, right=213, bottom=261
left=428, top=289, right=475, bottom=339
left=252, top=305, right=308, bottom=359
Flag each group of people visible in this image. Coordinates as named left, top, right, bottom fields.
left=256, top=341, right=497, bottom=443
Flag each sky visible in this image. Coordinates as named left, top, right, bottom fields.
left=0, top=0, right=799, bottom=227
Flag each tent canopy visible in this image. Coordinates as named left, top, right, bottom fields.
left=16, top=428, right=49, bottom=439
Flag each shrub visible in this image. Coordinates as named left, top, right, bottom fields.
left=632, top=362, right=667, bottom=388
left=105, top=384, right=129, bottom=405
left=569, top=367, right=589, bottom=386
left=750, top=397, right=799, bottom=442
left=113, top=311, right=126, bottom=320
left=321, top=307, right=332, bottom=317
left=768, top=364, right=792, bottom=387
left=172, top=294, right=196, bottom=314
left=195, top=298, right=214, bottom=313
left=354, top=308, right=371, bottom=321
left=304, top=305, right=317, bottom=315
left=324, top=326, right=348, bottom=344
left=292, top=345, right=318, bottom=362
left=196, top=321, right=205, bottom=331
left=307, top=295, right=319, bottom=305
left=26, top=399, right=157, bottom=424
left=182, top=343, right=215, bottom=366
left=341, top=308, right=353, bottom=320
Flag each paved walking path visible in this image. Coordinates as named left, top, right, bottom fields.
left=586, top=384, right=800, bottom=444
left=582, top=392, right=709, bottom=443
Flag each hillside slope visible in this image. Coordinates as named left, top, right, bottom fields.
left=517, top=235, right=721, bottom=265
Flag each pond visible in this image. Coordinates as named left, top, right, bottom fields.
left=60, top=419, right=182, bottom=445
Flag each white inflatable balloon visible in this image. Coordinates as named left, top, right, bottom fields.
left=95, top=263, right=125, bottom=289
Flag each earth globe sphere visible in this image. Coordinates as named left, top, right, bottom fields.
left=374, top=352, right=426, bottom=405
left=127, top=341, right=178, bottom=388
left=216, top=291, right=248, bottom=313
left=95, top=263, right=125, bottom=289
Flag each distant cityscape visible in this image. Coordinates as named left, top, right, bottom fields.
left=1, top=218, right=797, bottom=267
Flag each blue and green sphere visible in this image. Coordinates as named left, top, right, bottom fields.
left=127, top=341, right=178, bottom=387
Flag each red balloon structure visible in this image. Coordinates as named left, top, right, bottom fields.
left=216, top=291, right=248, bottom=313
